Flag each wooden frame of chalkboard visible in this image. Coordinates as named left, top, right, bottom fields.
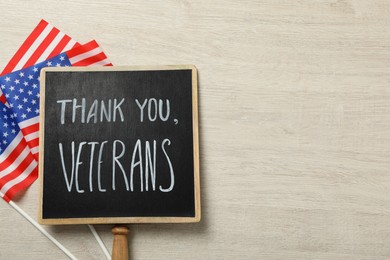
left=38, top=65, right=200, bottom=224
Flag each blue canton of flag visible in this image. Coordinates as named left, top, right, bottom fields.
left=0, top=103, right=20, bottom=154
left=0, top=54, right=72, bottom=159
left=1, top=54, right=72, bottom=123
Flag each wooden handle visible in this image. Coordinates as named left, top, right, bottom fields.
left=112, top=225, right=129, bottom=260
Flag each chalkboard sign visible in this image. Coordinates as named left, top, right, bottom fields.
left=38, top=66, right=200, bottom=224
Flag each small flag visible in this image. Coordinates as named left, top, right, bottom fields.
left=0, top=21, right=111, bottom=256
left=0, top=19, right=78, bottom=201
left=0, top=19, right=80, bottom=104
left=0, top=102, right=37, bottom=202
left=1, top=40, right=112, bottom=160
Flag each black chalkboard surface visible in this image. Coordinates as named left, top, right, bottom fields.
left=38, top=66, right=200, bottom=224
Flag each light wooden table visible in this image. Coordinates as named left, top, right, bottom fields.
left=1, top=0, right=390, bottom=259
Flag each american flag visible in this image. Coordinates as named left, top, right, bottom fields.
left=0, top=19, right=80, bottom=105
left=0, top=19, right=78, bottom=201
left=0, top=20, right=112, bottom=201
left=1, top=40, right=112, bottom=161
left=0, top=102, right=37, bottom=202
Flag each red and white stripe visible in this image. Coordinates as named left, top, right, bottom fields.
left=1, top=19, right=79, bottom=75
left=0, top=132, right=38, bottom=202
left=19, top=118, right=40, bottom=156
left=66, top=40, right=112, bottom=67
left=22, top=41, right=112, bottom=161
left=0, top=19, right=80, bottom=104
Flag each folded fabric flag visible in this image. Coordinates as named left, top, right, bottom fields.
left=0, top=19, right=80, bottom=104
left=0, top=19, right=112, bottom=201
left=0, top=19, right=80, bottom=202
left=1, top=40, right=112, bottom=161
left=0, top=102, right=38, bottom=202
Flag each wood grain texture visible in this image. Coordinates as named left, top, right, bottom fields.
left=1, top=0, right=390, bottom=259
left=112, top=226, right=129, bottom=260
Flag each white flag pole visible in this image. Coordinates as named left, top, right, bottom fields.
left=4, top=197, right=110, bottom=259
left=6, top=199, right=77, bottom=260
left=88, top=224, right=111, bottom=260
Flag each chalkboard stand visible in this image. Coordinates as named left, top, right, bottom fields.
left=112, top=225, right=129, bottom=260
